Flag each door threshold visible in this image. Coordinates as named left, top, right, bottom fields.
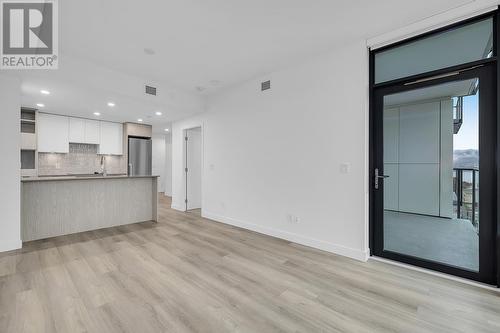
left=370, top=256, right=499, bottom=292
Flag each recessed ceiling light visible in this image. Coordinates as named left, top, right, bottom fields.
left=155, top=111, right=162, bottom=116
left=40, top=90, right=50, bottom=95
left=36, top=103, right=44, bottom=107
left=107, top=102, right=115, bottom=107
left=137, top=118, right=143, bottom=122
left=93, top=112, right=101, bottom=116
left=164, top=128, right=169, bottom=132
left=144, top=48, right=155, bottom=55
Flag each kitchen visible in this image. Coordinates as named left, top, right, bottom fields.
left=20, top=107, right=161, bottom=241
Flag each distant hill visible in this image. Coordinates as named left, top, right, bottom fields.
left=453, top=149, right=479, bottom=169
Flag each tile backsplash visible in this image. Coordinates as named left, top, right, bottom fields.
left=38, top=143, right=127, bottom=176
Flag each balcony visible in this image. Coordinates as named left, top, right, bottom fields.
left=453, top=168, right=479, bottom=233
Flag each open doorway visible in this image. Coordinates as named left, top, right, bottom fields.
left=184, top=127, right=202, bottom=212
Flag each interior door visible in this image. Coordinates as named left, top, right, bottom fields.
left=185, top=127, right=202, bottom=211
left=372, top=65, right=496, bottom=284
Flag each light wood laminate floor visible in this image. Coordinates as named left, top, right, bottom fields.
left=1, top=195, right=499, bottom=332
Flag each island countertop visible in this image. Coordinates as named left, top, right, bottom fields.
left=21, top=175, right=159, bottom=182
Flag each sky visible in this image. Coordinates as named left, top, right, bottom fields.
left=453, top=93, right=479, bottom=151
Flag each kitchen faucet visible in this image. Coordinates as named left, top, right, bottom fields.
left=100, top=155, right=107, bottom=176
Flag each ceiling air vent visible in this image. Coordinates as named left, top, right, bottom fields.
left=261, top=80, right=271, bottom=91
left=145, top=85, right=157, bottom=96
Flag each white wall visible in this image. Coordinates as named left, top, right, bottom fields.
left=383, top=99, right=453, bottom=218
left=440, top=99, right=454, bottom=218
left=0, top=75, right=21, bottom=252
left=172, top=40, right=370, bottom=261
left=164, top=133, right=172, bottom=197
left=152, top=134, right=166, bottom=193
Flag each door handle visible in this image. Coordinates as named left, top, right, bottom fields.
left=374, top=168, right=389, bottom=190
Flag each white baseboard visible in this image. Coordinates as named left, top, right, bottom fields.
left=0, top=239, right=22, bottom=253
left=171, top=203, right=185, bottom=212
left=202, top=211, right=369, bottom=262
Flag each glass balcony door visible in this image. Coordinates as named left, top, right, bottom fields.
left=372, top=65, right=496, bottom=284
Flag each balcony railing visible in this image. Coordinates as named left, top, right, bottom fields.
left=453, top=168, right=479, bottom=233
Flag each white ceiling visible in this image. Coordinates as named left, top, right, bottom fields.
left=385, top=78, right=477, bottom=106
left=16, top=56, right=205, bottom=133
left=60, top=0, right=474, bottom=91
left=12, top=0, right=475, bottom=129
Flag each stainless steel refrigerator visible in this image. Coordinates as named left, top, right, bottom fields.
left=128, top=137, right=152, bottom=176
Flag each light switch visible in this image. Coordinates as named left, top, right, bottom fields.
left=340, top=163, right=351, bottom=174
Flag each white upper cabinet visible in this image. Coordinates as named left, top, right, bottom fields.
left=38, top=113, right=69, bottom=153
left=69, top=117, right=100, bottom=144
left=98, top=122, right=123, bottom=155
left=84, top=119, right=100, bottom=144
left=39, top=114, right=122, bottom=155
left=69, top=117, right=85, bottom=143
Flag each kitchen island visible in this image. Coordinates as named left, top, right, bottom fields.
left=21, top=175, right=158, bottom=241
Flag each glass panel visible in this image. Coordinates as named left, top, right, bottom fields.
left=21, top=150, right=36, bottom=169
left=21, top=110, right=35, bottom=121
left=375, top=18, right=492, bottom=84
left=383, top=78, right=479, bottom=271
left=21, top=121, right=35, bottom=133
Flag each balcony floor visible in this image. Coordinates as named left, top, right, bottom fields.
left=384, top=210, right=479, bottom=271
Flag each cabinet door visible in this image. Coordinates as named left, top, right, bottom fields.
left=69, top=117, right=85, bottom=143
left=99, top=122, right=123, bottom=155
left=38, top=113, right=69, bottom=153
left=84, top=119, right=100, bottom=144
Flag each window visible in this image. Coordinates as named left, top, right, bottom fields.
left=375, top=18, right=493, bottom=84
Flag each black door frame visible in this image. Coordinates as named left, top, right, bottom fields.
left=369, top=10, right=499, bottom=286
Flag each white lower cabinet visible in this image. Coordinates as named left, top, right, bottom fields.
left=98, top=122, right=123, bottom=155
left=38, top=113, right=69, bottom=153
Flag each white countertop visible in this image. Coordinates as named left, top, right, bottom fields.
left=22, top=175, right=159, bottom=182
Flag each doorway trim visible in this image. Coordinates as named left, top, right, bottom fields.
left=369, top=10, right=499, bottom=286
